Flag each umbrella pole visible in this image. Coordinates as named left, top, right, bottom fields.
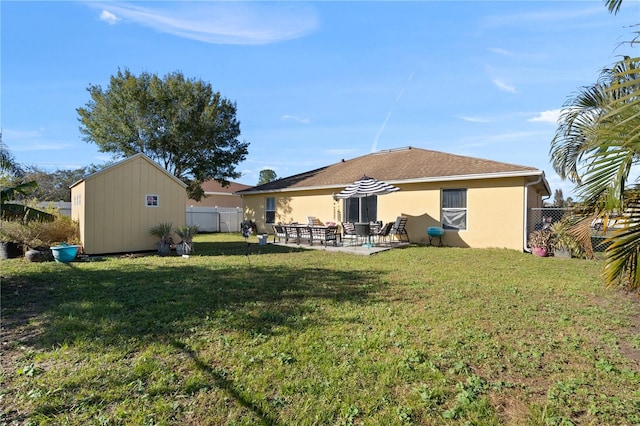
left=364, top=195, right=373, bottom=247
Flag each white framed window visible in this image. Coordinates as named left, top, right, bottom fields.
left=146, top=194, right=159, bottom=207
left=442, top=188, right=467, bottom=230
left=265, top=197, right=275, bottom=224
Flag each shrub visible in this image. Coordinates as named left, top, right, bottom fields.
left=528, top=229, right=556, bottom=249
left=0, top=214, right=80, bottom=250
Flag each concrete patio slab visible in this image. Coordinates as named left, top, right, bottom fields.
left=269, top=240, right=410, bottom=255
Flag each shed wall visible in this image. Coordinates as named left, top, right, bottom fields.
left=78, top=156, right=185, bottom=254
left=71, top=181, right=86, bottom=247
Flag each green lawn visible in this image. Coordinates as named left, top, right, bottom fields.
left=2, top=233, right=639, bottom=425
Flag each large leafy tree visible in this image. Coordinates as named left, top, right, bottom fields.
left=77, top=69, right=249, bottom=200
left=18, top=166, right=89, bottom=202
left=550, top=0, right=640, bottom=290
left=258, top=169, right=278, bottom=185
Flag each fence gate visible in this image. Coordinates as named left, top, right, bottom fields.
left=186, top=207, right=243, bottom=233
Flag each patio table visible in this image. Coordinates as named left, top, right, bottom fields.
left=354, top=223, right=372, bottom=247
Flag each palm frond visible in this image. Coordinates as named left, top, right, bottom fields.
left=602, top=208, right=640, bottom=290
left=604, top=0, right=623, bottom=15
left=1, top=181, right=55, bottom=222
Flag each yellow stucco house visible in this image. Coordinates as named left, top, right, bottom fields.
left=236, top=147, right=550, bottom=251
left=71, top=153, right=187, bottom=254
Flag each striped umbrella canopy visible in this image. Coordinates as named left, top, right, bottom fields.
left=334, top=175, right=400, bottom=199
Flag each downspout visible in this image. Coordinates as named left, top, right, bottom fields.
left=523, top=173, right=546, bottom=253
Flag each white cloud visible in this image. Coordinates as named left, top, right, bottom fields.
left=99, top=10, right=119, bottom=25
left=91, top=2, right=318, bottom=45
left=492, top=78, right=517, bottom=94
left=3, top=127, right=46, bottom=140
left=281, top=115, right=310, bottom=125
left=488, top=47, right=514, bottom=57
left=458, top=116, right=492, bottom=123
left=3, top=127, right=72, bottom=152
left=528, top=109, right=561, bottom=124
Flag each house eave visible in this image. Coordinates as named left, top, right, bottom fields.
left=389, top=170, right=546, bottom=184
left=235, top=184, right=344, bottom=196
left=237, top=170, right=549, bottom=196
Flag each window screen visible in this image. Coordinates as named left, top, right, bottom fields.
left=442, top=189, right=467, bottom=230
left=265, top=197, right=276, bottom=224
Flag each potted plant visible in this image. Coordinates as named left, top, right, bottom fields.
left=528, top=229, right=555, bottom=257
left=149, top=222, right=174, bottom=256
left=0, top=220, right=26, bottom=259
left=175, top=224, right=199, bottom=255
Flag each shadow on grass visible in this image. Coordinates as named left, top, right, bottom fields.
left=2, top=237, right=388, bottom=425
left=2, top=260, right=385, bottom=349
left=172, top=338, right=283, bottom=426
left=193, top=240, right=310, bottom=257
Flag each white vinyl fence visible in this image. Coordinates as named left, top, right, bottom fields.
left=37, top=201, right=72, bottom=217
left=38, top=202, right=243, bottom=233
left=186, top=207, right=243, bottom=233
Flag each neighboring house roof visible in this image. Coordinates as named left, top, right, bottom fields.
left=199, top=180, right=251, bottom=195
left=69, top=153, right=187, bottom=189
left=237, top=146, right=549, bottom=195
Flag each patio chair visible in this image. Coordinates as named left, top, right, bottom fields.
left=273, top=224, right=286, bottom=243
left=283, top=225, right=300, bottom=244
left=307, top=216, right=323, bottom=226
left=389, top=216, right=409, bottom=242
left=341, top=222, right=357, bottom=246
left=369, top=221, right=382, bottom=235
left=310, top=225, right=338, bottom=246
left=298, top=225, right=312, bottom=244
left=374, top=221, right=394, bottom=246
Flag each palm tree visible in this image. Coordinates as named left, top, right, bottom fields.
left=550, top=0, right=640, bottom=290
left=551, top=58, right=640, bottom=203
left=0, top=138, right=24, bottom=178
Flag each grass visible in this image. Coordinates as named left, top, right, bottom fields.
left=2, top=233, right=640, bottom=425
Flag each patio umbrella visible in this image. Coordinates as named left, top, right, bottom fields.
left=334, top=175, right=399, bottom=222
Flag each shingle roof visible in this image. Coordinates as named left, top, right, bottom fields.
left=238, top=147, right=542, bottom=193
left=200, top=180, right=251, bottom=194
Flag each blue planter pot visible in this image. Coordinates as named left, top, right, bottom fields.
left=50, top=245, right=80, bottom=263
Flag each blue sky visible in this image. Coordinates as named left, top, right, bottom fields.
left=2, top=1, right=639, bottom=198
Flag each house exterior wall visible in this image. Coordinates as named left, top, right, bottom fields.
left=71, top=155, right=186, bottom=254
left=383, top=178, right=526, bottom=249
left=242, top=189, right=336, bottom=233
left=242, top=176, right=539, bottom=250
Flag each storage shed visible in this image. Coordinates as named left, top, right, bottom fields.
left=70, top=153, right=187, bottom=254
